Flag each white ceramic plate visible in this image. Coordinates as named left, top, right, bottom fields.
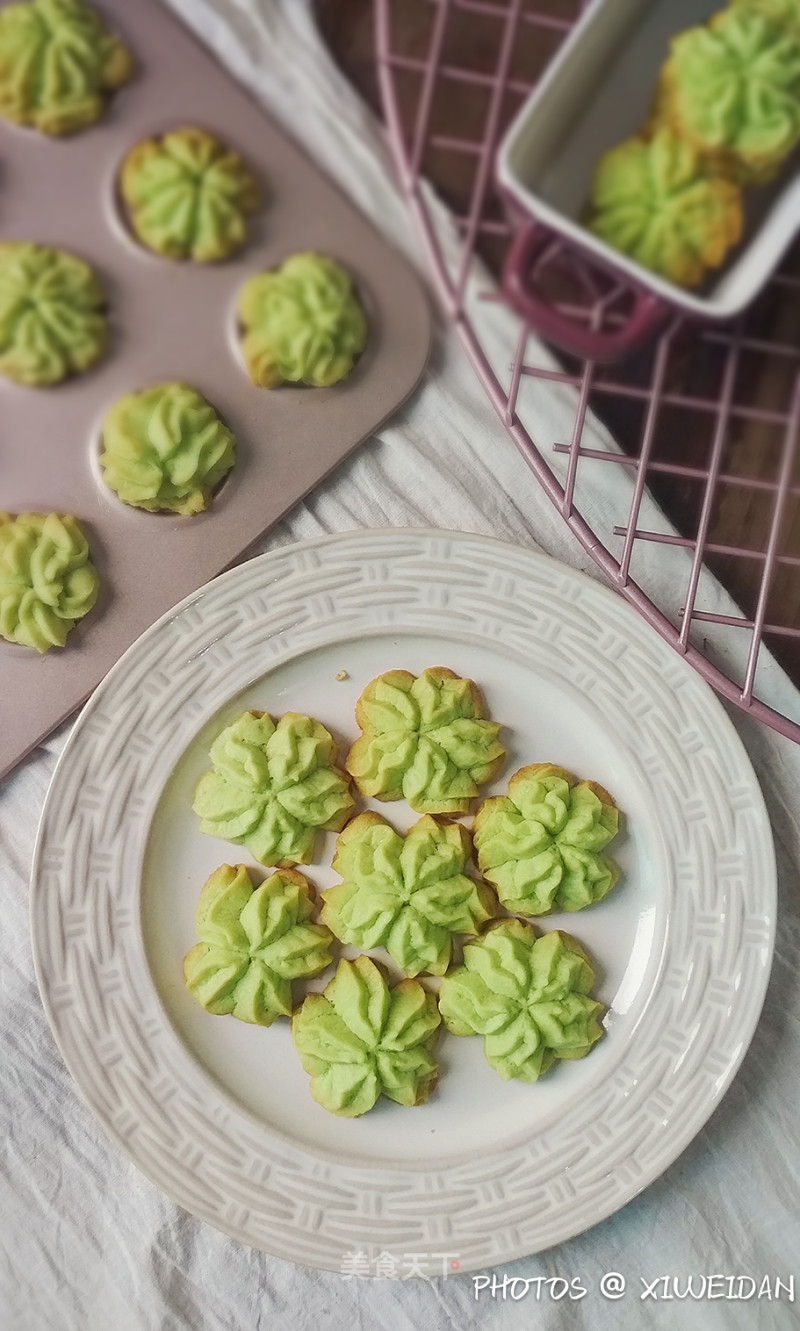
left=31, top=530, right=775, bottom=1274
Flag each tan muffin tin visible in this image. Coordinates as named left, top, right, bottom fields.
left=0, top=0, right=431, bottom=779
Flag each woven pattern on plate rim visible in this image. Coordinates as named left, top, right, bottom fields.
left=31, top=530, right=775, bottom=1274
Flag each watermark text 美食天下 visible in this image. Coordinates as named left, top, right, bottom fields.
left=339, top=1251, right=461, bottom=1279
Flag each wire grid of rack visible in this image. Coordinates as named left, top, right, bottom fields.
left=375, top=0, right=800, bottom=743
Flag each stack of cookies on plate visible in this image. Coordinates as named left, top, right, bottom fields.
left=183, top=667, right=624, bottom=1119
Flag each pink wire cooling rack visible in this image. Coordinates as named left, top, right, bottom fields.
left=374, top=0, right=800, bottom=743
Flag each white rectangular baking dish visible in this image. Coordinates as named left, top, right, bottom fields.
left=497, top=0, right=800, bottom=352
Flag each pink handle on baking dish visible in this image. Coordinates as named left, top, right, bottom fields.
left=502, top=222, right=670, bottom=363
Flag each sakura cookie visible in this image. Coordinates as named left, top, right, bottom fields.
left=193, top=710, right=354, bottom=867
left=0, top=243, right=107, bottom=386
left=99, top=382, right=235, bottom=515
left=473, top=763, right=620, bottom=916
left=322, top=811, right=495, bottom=977
left=184, top=864, right=334, bottom=1026
left=438, top=919, right=604, bottom=1082
left=237, top=252, right=367, bottom=388
left=346, top=667, right=505, bottom=815
left=585, top=129, right=742, bottom=287
left=663, top=9, right=800, bottom=182
left=0, top=0, right=133, bottom=136
left=121, top=127, right=260, bottom=262
left=0, top=511, right=99, bottom=651
left=292, top=955, right=441, bottom=1116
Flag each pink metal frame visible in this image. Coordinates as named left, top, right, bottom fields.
left=375, top=0, right=800, bottom=743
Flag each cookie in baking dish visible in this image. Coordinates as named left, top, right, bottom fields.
left=321, top=811, right=495, bottom=977
left=438, top=919, right=605, bottom=1082
left=0, top=511, right=99, bottom=651
left=120, top=127, right=260, bottom=262
left=473, top=762, right=620, bottom=917
left=662, top=8, right=800, bottom=182
left=99, top=382, right=236, bottom=515
left=237, top=252, right=367, bottom=388
left=292, top=955, right=441, bottom=1116
left=183, top=864, right=334, bottom=1027
left=192, top=709, right=355, bottom=867
left=0, top=0, right=133, bottom=136
left=346, top=666, right=506, bottom=815
left=0, top=242, right=108, bottom=386
left=585, top=128, right=743, bottom=287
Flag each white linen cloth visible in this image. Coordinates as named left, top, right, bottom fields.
left=2, top=3, right=799, bottom=1328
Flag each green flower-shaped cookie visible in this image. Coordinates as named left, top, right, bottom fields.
left=322, top=812, right=495, bottom=978
left=0, top=511, right=99, bottom=651
left=120, top=127, right=260, bottom=263
left=585, top=129, right=743, bottom=288
left=99, top=382, right=236, bottom=515
left=0, top=0, right=133, bottom=136
left=292, top=955, right=441, bottom=1116
left=193, top=710, right=355, bottom=867
left=664, top=9, right=800, bottom=178
left=237, top=252, right=367, bottom=388
left=473, top=764, right=620, bottom=916
left=346, top=667, right=506, bottom=815
left=184, top=864, right=334, bottom=1026
left=438, top=919, right=604, bottom=1082
left=0, top=242, right=108, bottom=387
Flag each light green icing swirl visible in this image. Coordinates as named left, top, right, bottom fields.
left=193, top=709, right=355, bottom=867
left=322, top=812, right=495, bottom=978
left=0, top=0, right=133, bottom=136
left=184, top=864, right=334, bottom=1026
left=0, top=242, right=108, bottom=387
left=473, top=764, right=620, bottom=916
left=99, top=382, right=235, bottom=515
left=438, top=920, right=604, bottom=1082
left=346, top=667, right=505, bottom=815
left=666, top=9, right=800, bottom=174
left=0, top=511, right=98, bottom=651
left=121, top=128, right=260, bottom=263
left=292, top=955, right=441, bottom=1116
left=586, top=129, right=742, bottom=288
left=237, top=252, right=367, bottom=388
